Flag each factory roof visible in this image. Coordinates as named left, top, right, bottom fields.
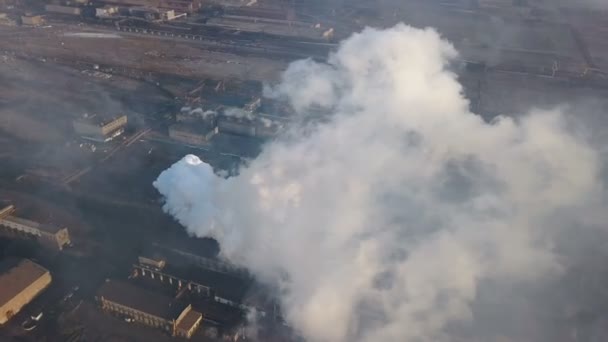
left=1, top=215, right=64, bottom=234
left=176, top=308, right=202, bottom=332
left=0, top=258, right=50, bottom=308
left=97, top=280, right=187, bottom=321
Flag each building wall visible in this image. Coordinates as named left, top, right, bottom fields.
left=0, top=272, right=52, bottom=324
left=99, top=298, right=173, bottom=333
left=134, top=265, right=212, bottom=297
left=73, top=116, right=127, bottom=139
left=0, top=218, right=42, bottom=237
left=100, top=116, right=128, bottom=136
left=0, top=219, right=70, bottom=251
left=0, top=224, right=37, bottom=242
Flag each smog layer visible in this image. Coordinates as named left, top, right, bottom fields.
left=155, top=24, right=607, bottom=342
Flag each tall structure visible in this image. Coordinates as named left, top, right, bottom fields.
left=0, top=205, right=71, bottom=251
left=0, top=258, right=52, bottom=324
left=73, top=114, right=128, bottom=142
left=96, top=280, right=203, bottom=339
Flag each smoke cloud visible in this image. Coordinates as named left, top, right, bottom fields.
left=154, top=24, right=606, bottom=341
left=579, top=0, right=608, bottom=9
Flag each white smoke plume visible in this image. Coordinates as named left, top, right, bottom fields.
left=154, top=24, right=605, bottom=342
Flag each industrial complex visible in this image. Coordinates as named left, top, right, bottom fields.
left=0, top=0, right=607, bottom=340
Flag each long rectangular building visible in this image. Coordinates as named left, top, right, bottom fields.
left=0, top=205, right=71, bottom=251
left=0, top=258, right=52, bottom=324
left=96, top=280, right=202, bottom=339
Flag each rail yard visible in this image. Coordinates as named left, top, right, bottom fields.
left=1, top=0, right=608, bottom=341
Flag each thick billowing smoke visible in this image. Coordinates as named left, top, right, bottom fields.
left=154, top=25, right=605, bottom=341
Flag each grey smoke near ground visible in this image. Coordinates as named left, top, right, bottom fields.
left=154, top=24, right=608, bottom=342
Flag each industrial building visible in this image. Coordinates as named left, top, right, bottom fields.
left=0, top=258, right=52, bottom=324
left=0, top=205, right=71, bottom=251
left=168, top=124, right=217, bottom=146
left=96, top=280, right=202, bottom=338
left=72, top=114, right=128, bottom=142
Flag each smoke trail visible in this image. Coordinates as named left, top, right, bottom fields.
left=154, top=24, right=604, bottom=341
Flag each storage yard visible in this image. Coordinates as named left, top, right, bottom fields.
left=0, top=0, right=608, bottom=341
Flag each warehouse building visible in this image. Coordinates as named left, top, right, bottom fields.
left=96, top=280, right=203, bottom=339
left=0, top=205, right=71, bottom=251
left=0, top=258, right=52, bottom=324
left=73, top=114, right=128, bottom=142
left=168, top=124, right=217, bottom=147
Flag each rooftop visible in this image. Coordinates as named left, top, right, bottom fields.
left=97, top=280, right=187, bottom=321
left=0, top=258, right=50, bottom=308
left=74, top=114, right=127, bottom=127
